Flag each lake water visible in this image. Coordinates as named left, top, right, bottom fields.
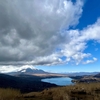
left=41, top=77, right=73, bottom=86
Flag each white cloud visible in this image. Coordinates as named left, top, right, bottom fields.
left=80, top=18, right=100, bottom=41
left=0, top=65, right=36, bottom=73
left=59, top=18, right=100, bottom=65
left=83, top=58, right=98, bottom=64
left=0, top=65, right=19, bottom=73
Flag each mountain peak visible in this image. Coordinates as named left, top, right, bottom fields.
left=7, top=67, right=48, bottom=75
left=20, top=68, right=37, bottom=73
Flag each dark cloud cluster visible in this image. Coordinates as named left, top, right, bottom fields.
left=0, top=0, right=83, bottom=65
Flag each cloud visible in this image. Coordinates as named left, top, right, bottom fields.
left=0, top=65, right=36, bottom=73
left=60, top=18, right=100, bottom=65
left=0, top=65, right=19, bottom=73
left=83, top=58, right=98, bottom=64
left=0, top=0, right=83, bottom=65
left=80, top=18, right=100, bottom=41
left=0, top=0, right=100, bottom=72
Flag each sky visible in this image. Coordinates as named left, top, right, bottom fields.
left=0, top=0, right=100, bottom=73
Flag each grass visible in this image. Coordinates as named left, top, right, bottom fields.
left=1, top=83, right=100, bottom=100
left=0, top=88, right=21, bottom=100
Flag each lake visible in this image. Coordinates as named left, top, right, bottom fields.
left=41, top=77, right=74, bottom=86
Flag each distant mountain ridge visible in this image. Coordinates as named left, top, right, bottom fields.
left=7, top=67, right=100, bottom=76
left=62, top=72, right=99, bottom=76
left=71, top=72, right=100, bottom=83
left=94, top=73, right=100, bottom=78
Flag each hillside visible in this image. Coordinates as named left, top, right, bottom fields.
left=94, top=73, right=100, bottom=78
left=1, top=83, right=100, bottom=100
left=71, top=72, right=100, bottom=83
left=0, top=73, right=57, bottom=93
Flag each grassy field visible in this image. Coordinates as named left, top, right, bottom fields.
left=1, top=83, right=100, bottom=100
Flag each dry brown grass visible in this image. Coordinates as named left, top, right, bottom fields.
left=1, top=83, right=100, bottom=100
left=23, top=83, right=100, bottom=100
left=0, top=88, right=21, bottom=100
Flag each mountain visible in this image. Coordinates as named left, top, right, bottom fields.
left=94, top=73, right=100, bottom=78
left=19, top=68, right=47, bottom=74
left=7, top=68, right=48, bottom=76
left=71, top=72, right=100, bottom=83
left=62, top=72, right=99, bottom=76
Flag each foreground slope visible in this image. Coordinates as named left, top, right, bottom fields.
left=1, top=83, right=100, bottom=100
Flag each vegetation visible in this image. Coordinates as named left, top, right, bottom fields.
left=0, top=88, right=21, bottom=100
left=1, top=83, right=100, bottom=100
left=0, top=73, right=57, bottom=93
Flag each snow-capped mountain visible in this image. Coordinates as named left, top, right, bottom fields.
left=7, top=68, right=48, bottom=75
left=19, top=68, right=47, bottom=74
